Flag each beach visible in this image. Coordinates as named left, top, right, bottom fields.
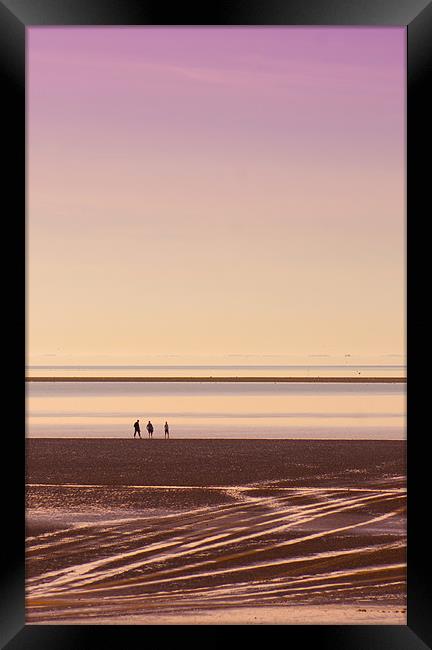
left=26, top=439, right=406, bottom=624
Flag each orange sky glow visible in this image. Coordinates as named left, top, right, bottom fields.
left=27, top=28, right=405, bottom=366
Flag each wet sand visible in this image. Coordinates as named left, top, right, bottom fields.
left=26, top=439, right=406, bottom=624
left=36, top=605, right=406, bottom=626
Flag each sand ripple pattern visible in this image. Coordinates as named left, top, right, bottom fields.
left=26, top=482, right=406, bottom=622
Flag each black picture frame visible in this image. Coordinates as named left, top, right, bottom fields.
left=1, top=0, right=429, bottom=647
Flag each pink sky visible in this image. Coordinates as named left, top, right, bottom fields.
left=27, top=28, right=405, bottom=364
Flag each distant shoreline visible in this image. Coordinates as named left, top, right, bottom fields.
left=26, top=376, right=406, bottom=383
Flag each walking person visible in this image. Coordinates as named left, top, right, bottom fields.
left=133, top=419, right=141, bottom=438
left=164, top=421, right=169, bottom=439
left=146, top=420, right=154, bottom=438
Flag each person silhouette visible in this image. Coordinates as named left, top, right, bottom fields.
left=164, top=421, right=169, bottom=439
left=133, top=419, right=141, bottom=438
left=146, top=420, right=154, bottom=438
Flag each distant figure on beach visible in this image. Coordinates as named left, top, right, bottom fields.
left=133, top=419, right=141, bottom=438
left=147, top=420, right=154, bottom=438
left=164, top=421, right=169, bottom=439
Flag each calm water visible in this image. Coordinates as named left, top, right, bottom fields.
left=26, top=370, right=405, bottom=439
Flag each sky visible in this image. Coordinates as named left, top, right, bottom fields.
left=27, top=27, right=405, bottom=366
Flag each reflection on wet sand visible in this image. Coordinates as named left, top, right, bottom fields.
left=26, top=440, right=406, bottom=624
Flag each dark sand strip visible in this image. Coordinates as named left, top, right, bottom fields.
left=26, top=376, right=406, bottom=383
left=26, top=439, right=406, bottom=488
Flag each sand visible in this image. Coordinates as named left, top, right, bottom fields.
left=27, top=376, right=405, bottom=382
left=34, top=605, right=406, bottom=626
left=26, top=439, right=406, bottom=625
left=26, top=438, right=405, bottom=488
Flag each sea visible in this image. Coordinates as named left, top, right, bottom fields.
left=26, top=364, right=406, bottom=440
